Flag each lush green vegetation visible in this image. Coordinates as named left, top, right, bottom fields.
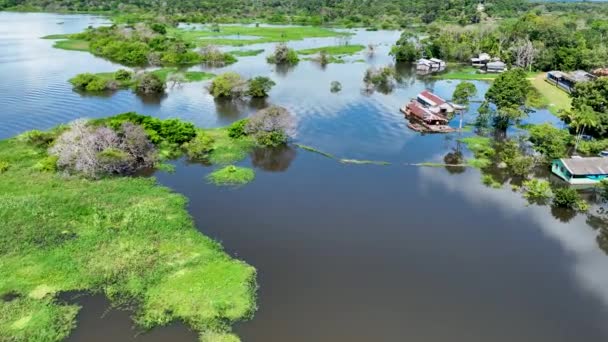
left=228, top=49, right=264, bottom=57
left=0, top=125, right=257, bottom=341
left=434, top=67, right=538, bottom=80
left=297, top=45, right=364, bottom=56
left=208, top=73, right=275, bottom=99
left=266, top=43, right=299, bottom=65
left=69, top=68, right=214, bottom=93
left=172, top=25, right=343, bottom=47
left=207, top=165, right=255, bottom=186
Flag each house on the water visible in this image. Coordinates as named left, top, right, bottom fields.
left=546, top=70, right=596, bottom=93
left=471, top=53, right=491, bottom=68
left=551, top=157, right=608, bottom=187
left=416, top=58, right=446, bottom=72
left=401, top=90, right=456, bottom=133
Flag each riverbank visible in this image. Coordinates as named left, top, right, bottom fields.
left=0, top=126, right=257, bottom=341
left=530, top=72, right=572, bottom=115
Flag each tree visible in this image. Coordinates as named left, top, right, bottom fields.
left=208, top=72, right=248, bottom=98
left=247, top=77, right=276, bottom=97
left=569, top=105, right=599, bottom=151
left=485, top=68, right=531, bottom=109
left=528, top=123, right=572, bottom=161
left=390, top=31, right=420, bottom=62
left=166, top=72, right=186, bottom=88
left=452, top=81, right=477, bottom=129
left=570, top=78, right=608, bottom=137
left=267, top=43, right=299, bottom=65
left=245, top=106, right=295, bottom=147
left=512, top=38, right=537, bottom=71
left=136, top=72, right=165, bottom=94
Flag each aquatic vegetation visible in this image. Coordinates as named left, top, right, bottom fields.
left=522, top=179, right=553, bottom=204
left=0, top=136, right=257, bottom=341
left=482, top=174, right=502, bottom=189
left=460, top=136, right=494, bottom=169
left=527, top=123, right=572, bottom=161
left=209, top=72, right=249, bottom=98
left=330, top=81, right=342, bottom=93
left=198, top=45, right=237, bottom=66
left=297, top=45, right=364, bottom=56
left=553, top=187, right=587, bottom=211
left=245, top=106, right=295, bottom=147
left=266, top=43, right=299, bottom=65
left=207, top=165, right=256, bottom=186
left=294, top=144, right=335, bottom=159
left=363, top=65, right=396, bottom=93
left=339, top=159, right=390, bottom=166
left=229, top=49, right=265, bottom=57
left=247, top=77, right=276, bottom=98
left=135, top=73, right=165, bottom=94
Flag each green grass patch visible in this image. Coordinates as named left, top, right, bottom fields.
left=530, top=73, right=572, bottom=115
left=171, top=25, right=345, bottom=47
left=297, top=45, right=365, bottom=56
left=228, top=49, right=265, bottom=57
left=202, top=129, right=256, bottom=165
left=207, top=166, right=255, bottom=186
left=52, top=39, right=90, bottom=52
left=434, top=67, right=538, bottom=80
left=460, top=136, right=495, bottom=169
left=151, top=68, right=215, bottom=83
left=0, top=136, right=256, bottom=341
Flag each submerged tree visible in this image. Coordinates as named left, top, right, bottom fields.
left=485, top=68, right=532, bottom=129
left=245, top=106, right=295, bottom=147
left=247, top=76, right=276, bottom=98
left=363, top=65, right=396, bottom=94
left=452, top=81, right=477, bottom=130
left=136, top=72, right=165, bottom=94
left=267, top=43, right=299, bottom=65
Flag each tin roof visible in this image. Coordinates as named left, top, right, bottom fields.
left=561, top=157, right=608, bottom=175
left=407, top=101, right=448, bottom=123
left=419, top=90, right=446, bottom=106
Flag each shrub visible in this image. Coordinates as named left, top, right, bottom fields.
left=198, top=45, right=237, bottom=66
left=33, top=155, right=59, bottom=172
left=552, top=187, right=582, bottom=209
left=17, top=129, right=57, bottom=147
left=183, top=131, right=215, bottom=159
left=96, top=112, right=196, bottom=145
left=245, top=106, right=295, bottom=146
left=69, top=73, right=97, bottom=89
left=363, top=65, right=396, bottom=93
left=227, top=119, right=248, bottom=139
left=482, top=174, right=501, bottom=188
left=208, top=72, right=248, bottom=98
left=528, top=124, right=572, bottom=161
left=114, top=69, right=133, bottom=81
left=330, top=81, right=342, bottom=93
left=0, top=161, right=9, bottom=173
left=49, top=120, right=156, bottom=178
left=522, top=179, right=552, bottom=203
left=136, top=72, right=165, bottom=94
left=247, top=77, right=275, bottom=98
left=85, top=77, right=109, bottom=92
left=267, top=43, right=299, bottom=65
left=158, top=119, right=197, bottom=145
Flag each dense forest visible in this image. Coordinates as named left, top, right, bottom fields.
left=0, top=0, right=535, bottom=26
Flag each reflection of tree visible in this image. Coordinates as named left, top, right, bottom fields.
left=251, top=145, right=296, bottom=172
left=550, top=206, right=577, bottom=223
left=275, top=63, right=296, bottom=76
left=137, top=92, right=167, bottom=105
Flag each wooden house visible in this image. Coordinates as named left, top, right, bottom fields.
left=552, top=157, right=608, bottom=187
left=400, top=90, right=456, bottom=133
left=486, top=61, right=506, bottom=73
left=546, top=70, right=596, bottom=93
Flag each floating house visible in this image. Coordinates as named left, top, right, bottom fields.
left=416, top=58, right=446, bottom=72
left=401, top=90, right=456, bottom=133
left=551, top=157, right=608, bottom=187
left=471, top=53, right=491, bottom=68
left=546, top=70, right=596, bottom=93
left=486, top=61, right=506, bottom=73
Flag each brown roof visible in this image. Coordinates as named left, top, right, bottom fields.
left=406, top=101, right=448, bottom=123
left=419, top=90, right=446, bottom=106
left=561, top=157, right=608, bottom=175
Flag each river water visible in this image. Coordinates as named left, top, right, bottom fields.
left=1, top=12, right=608, bottom=342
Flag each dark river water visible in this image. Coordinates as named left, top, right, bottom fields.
left=2, top=12, right=608, bottom=342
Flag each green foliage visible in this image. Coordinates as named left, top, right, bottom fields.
left=527, top=123, right=572, bottom=161
left=552, top=187, right=585, bottom=210
left=255, top=131, right=288, bottom=147
left=33, top=156, right=58, bottom=172
left=209, top=72, right=246, bottom=98
left=135, top=73, right=165, bottom=94
left=0, top=137, right=257, bottom=341
left=207, top=165, right=255, bottom=186
left=522, top=179, right=553, bottom=203
left=16, top=129, right=59, bottom=147
left=297, top=45, right=364, bottom=56
left=98, top=112, right=196, bottom=145
left=114, top=69, right=132, bottom=81
left=247, top=77, right=275, bottom=98
left=0, top=161, right=9, bottom=173
left=69, top=73, right=108, bottom=91
left=486, top=68, right=531, bottom=110
left=570, top=78, right=608, bottom=138
left=460, top=136, right=495, bottom=169
left=229, top=49, right=264, bottom=57
left=482, top=174, right=502, bottom=189
left=452, top=81, right=477, bottom=106
left=390, top=32, right=420, bottom=62
left=183, top=131, right=214, bottom=160
left=227, top=119, right=248, bottom=139
left=267, top=44, right=299, bottom=65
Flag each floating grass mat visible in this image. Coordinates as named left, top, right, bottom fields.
left=295, top=144, right=390, bottom=166
left=207, top=165, right=255, bottom=186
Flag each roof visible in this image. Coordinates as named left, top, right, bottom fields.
left=486, top=61, right=505, bottom=68
left=407, top=101, right=448, bottom=123
left=419, top=90, right=446, bottom=106
left=560, top=157, right=608, bottom=175
left=548, top=70, right=596, bottom=83
left=429, top=58, right=444, bottom=64
left=417, top=58, right=432, bottom=66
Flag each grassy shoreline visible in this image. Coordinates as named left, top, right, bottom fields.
left=0, top=120, right=257, bottom=341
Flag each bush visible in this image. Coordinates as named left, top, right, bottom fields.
left=97, top=112, right=196, bottom=145
left=267, top=43, right=299, bottom=65
left=0, top=161, right=9, bottom=173
left=85, top=77, right=109, bottom=91
left=208, top=72, right=247, bottom=98
left=159, top=119, right=197, bottom=145
left=33, top=156, right=58, bottom=172
left=135, top=72, right=165, bottom=94
left=363, top=65, right=396, bottom=93
left=198, top=45, right=237, bottom=66
left=522, top=179, right=552, bottom=203
left=17, top=129, right=58, bottom=147
left=69, top=73, right=97, bottom=89
left=227, top=119, right=248, bottom=139
left=247, top=77, right=275, bottom=98
left=528, top=123, right=572, bottom=161
left=183, top=131, right=214, bottom=159
left=49, top=120, right=157, bottom=178
left=245, top=106, right=295, bottom=146
left=330, top=81, right=342, bottom=93
left=552, top=187, right=582, bottom=209
left=114, top=69, right=132, bottom=81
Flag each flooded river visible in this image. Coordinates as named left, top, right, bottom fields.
left=1, top=12, right=608, bottom=342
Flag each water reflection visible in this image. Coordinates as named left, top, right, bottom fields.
left=250, top=145, right=296, bottom=172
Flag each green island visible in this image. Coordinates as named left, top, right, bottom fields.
left=297, top=45, right=365, bottom=56
left=171, top=25, right=345, bottom=47
left=228, top=49, right=265, bottom=57
left=0, top=106, right=298, bottom=341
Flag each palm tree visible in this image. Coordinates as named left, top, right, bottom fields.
left=571, top=105, right=599, bottom=152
